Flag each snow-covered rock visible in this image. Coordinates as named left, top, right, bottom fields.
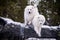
left=0, top=17, right=60, bottom=40
left=0, top=17, right=14, bottom=24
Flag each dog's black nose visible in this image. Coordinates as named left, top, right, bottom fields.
left=29, top=12, right=31, bottom=14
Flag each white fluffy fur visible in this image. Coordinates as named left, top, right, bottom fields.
left=24, top=5, right=45, bottom=37
left=32, top=15, right=45, bottom=37
left=24, top=5, right=39, bottom=26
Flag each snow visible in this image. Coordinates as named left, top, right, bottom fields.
left=13, top=22, right=25, bottom=27
left=0, top=17, right=25, bottom=27
left=42, top=25, right=51, bottom=28
left=26, top=38, right=56, bottom=40
left=42, top=25, right=58, bottom=30
left=0, top=17, right=14, bottom=24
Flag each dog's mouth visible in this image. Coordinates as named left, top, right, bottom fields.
left=29, top=12, right=31, bottom=14
left=40, top=23, right=42, bottom=24
left=39, top=22, right=43, bottom=25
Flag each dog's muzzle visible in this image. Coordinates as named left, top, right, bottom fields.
left=29, top=12, right=31, bottom=14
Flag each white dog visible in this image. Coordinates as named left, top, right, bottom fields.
left=32, top=14, right=45, bottom=37
left=24, top=5, right=39, bottom=26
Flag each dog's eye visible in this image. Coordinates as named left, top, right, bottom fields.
left=30, top=9, right=31, bottom=10
left=28, top=9, right=29, bottom=10
left=28, top=9, right=30, bottom=10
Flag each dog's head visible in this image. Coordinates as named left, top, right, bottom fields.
left=36, top=15, right=45, bottom=25
left=38, top=15, right=45, bottom=25
left=24, top=5, right=39, bottom=15
left=24, top=5, right=34, bottom=14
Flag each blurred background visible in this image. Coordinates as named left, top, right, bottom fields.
left=0, top=0, right=60, bottom=26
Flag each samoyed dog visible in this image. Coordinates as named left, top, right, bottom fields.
left=24, top=5, right=39, bottom=26
left=32, top=15, right=45, bottom=37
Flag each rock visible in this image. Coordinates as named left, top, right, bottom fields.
left=0, top=17, right=60, bottom=40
